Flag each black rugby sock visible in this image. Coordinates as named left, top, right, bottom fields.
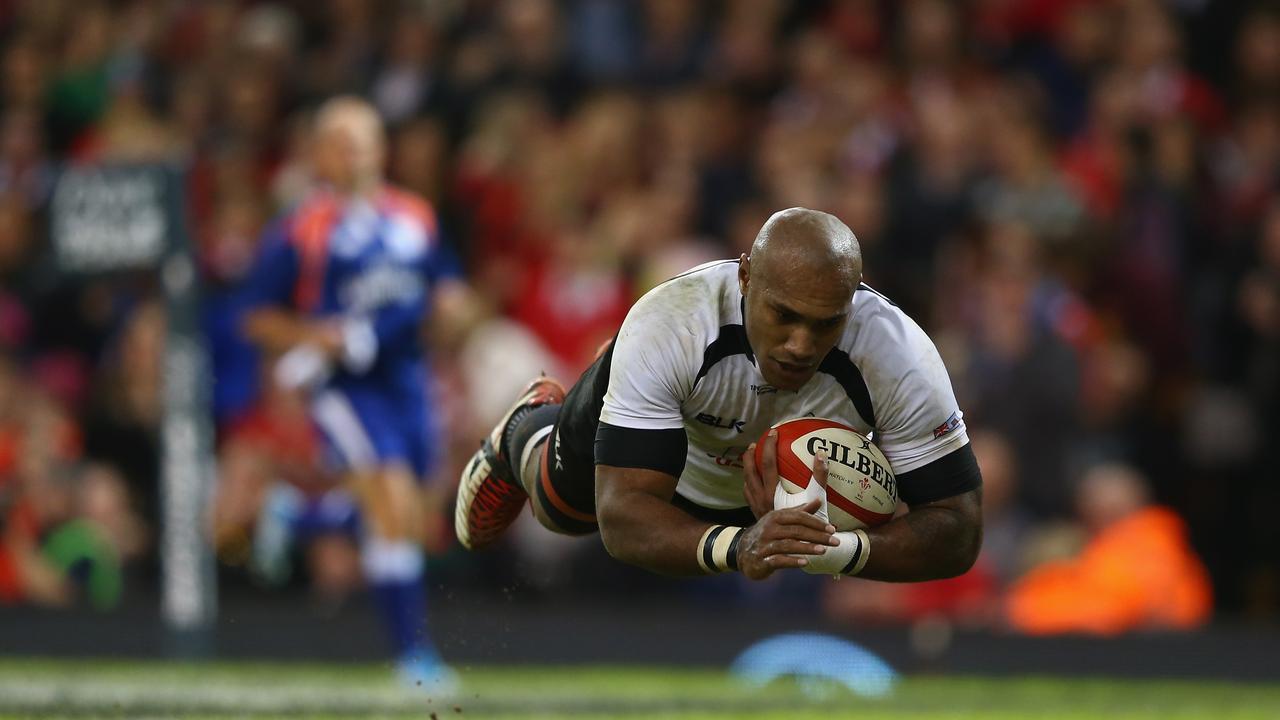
left=505, top=403, right=560, bottom=488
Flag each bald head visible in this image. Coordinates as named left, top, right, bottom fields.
left=738, top=208, right=864, bottom=390
left=749, top=208, right=862, bottom=294
left=313, top=95, right=386, bottom=194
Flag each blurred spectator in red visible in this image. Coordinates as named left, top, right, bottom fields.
left=1006, top=462, right=1212, bottom=635
left=1061, top=70, right=1140, bottom=222
left=1, top=354, right=145, bottom=609
left=509, top=225, right=632, bottom=376
left=1116, top=0, right=1225, bottom=133
left=454, top=91, right=554, bottom=279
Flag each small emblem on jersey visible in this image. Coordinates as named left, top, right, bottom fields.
left=709, top=445, right=748, bottom=468
left=750, top=384, right=777, bottom=396
left=695, top=412, right=745, bottom=433
left=385, top=216, right=428, bottom=260
left=933, top=411, right=961, bottom=439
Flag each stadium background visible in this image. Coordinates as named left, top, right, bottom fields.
left=1, top=0, right=1279, bottom=711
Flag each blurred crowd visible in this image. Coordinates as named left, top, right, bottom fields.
left=1, top=0, right=1277, bottom=632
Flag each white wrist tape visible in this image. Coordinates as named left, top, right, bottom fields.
left=696, top=525, right=745, bottom=573
left=801, top=529, right=871, bottom=576
left=274, top=343, right=332, bottom=390
left=772, top=475, right=829, bottom=525
left=341, top=318, right=378, bottom=373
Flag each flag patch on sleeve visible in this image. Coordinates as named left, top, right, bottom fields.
left=932, top=411, right=961, bottom=439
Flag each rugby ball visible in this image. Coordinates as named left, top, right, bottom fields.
left=755, top=417, right=897, bottom=530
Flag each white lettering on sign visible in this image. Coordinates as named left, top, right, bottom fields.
left=52, top=169, right=168, bottom=271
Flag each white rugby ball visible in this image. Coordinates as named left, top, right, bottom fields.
left=756, top=417, right=897, bottom=530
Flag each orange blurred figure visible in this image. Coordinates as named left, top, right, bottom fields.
left=1006, top=463, right=1212, bottom=635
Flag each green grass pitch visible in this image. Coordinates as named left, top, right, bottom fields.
left=1, top=660, right=1278, bottom=719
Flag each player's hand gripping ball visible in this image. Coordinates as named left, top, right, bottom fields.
left=755, top=418, right=897, bottom=530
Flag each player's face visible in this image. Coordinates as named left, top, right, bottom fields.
left=312, top=118, right=383, bottom=194
left=312, top=124, right=359, bottom=191
left=739, top=257, right=853, bottom=391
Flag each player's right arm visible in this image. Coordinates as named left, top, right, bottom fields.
left=242, top=308, right=343, bottom=357
left=596, top=463, right=836, bottom=579
left=238, top=220, right=343, bottom=357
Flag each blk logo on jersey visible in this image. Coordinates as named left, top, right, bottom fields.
left=750, top=384, right=777, bottom=396
left=695, top=412, right=745, bottom=433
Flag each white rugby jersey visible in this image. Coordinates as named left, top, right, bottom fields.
left=599, top=259, right=970, bottom=509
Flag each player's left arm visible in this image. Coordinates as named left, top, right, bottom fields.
left=822, top=315, right=983, bottom=582
left=856, top=325, right=984, bottom=581
left=746, top=431, right=982, bottom=581
left=855, top=449, right=982, bottom=582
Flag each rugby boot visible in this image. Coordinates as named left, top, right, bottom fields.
left=455, top=376, right=565, bottom=549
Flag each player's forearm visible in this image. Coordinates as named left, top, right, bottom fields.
left=595, top=487, right=713, bottom=577
left=857, top=489, right=982, bottom=582
left=244, top=309, right=315, bottom=353
left=243, top=309, right=340, bottom=357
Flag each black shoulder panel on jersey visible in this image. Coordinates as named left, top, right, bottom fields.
left=817, top=350, right=877, bottom=427
left=694, top=324, right=753, bottom=384
left=595, top=422, right=688, bottom=478
left=896, top=441, right=983, bottom=506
